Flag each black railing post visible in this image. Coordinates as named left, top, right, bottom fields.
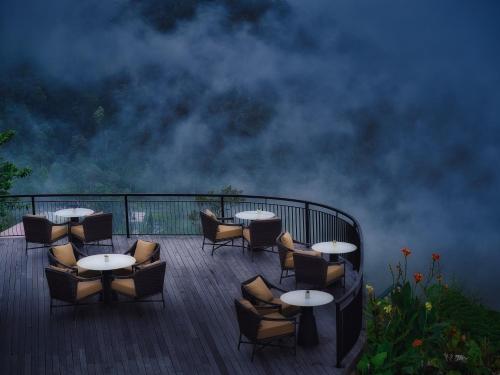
left=220, top=196, right=225, bottom=217
left=31, top=196, right=36, bottom=215
left=124, top=195, right=130, bottom=238
left=305, top=202, right=310, bottom=244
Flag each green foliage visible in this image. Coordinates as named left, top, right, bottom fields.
left=0, top=130, right=31, bottom=195
left=359, top=251, right=500, bottom=374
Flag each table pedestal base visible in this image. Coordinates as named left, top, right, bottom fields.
left=298, top=306, right=319, bottom=347
left=102, top=270, right=114, bottom=304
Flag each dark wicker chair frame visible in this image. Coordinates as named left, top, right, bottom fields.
left=45, top=267, right=103, bottom=318
left=47, top=242, right=101, bottom=277
left=293, top=252, right=345, bottom=289
left=23, top=215, right=69, bottom=255
left=200, top=211, right=243, bottom=256
left=243, top=218, right=282, bottom=261
left=70, top=213, right=114, bottom=251
left=241, top=274, right=289, bottom=315
left=112, top=261, right=166, bottom=308
left=234, top=299, right=297, bottom=361
left=276, top=232, right=313, bottom=283
left=123, top=240, right=161, bottom=270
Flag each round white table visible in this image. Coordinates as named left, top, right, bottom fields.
left=312, top=241, right=357, bottom=262
left=235, top=210, right=275, bottom=221
left=77, top=254, right=135, bottom=303
left=54, top=208, right=94, bottom=222
left=280, top=290, right=334, bottom=347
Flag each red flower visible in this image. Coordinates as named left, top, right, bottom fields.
left=432, top=253, right=441, bottom=261
left=412, top=339, right=423, bottom=348
left=414, top=272, right=423, bottom=283
left=401, top=247, right=412, bottom=257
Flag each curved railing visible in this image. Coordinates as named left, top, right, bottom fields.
left=0, top=193, right=365, bottom=367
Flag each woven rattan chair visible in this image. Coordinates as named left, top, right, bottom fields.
left=113, top=239, right=160, bottom=276
left=70, top=213, right=113, bottom=251
left=242, top=218, right=282, bottom=261
left=45, top=267, right=103, bottom=317
left=200, top=209, right=243, bottom=256
left=293, top=252, right=345, bottom=289
left=111, top=261, right=166, bottom=307
left=276, top=232, right=321, bottom=283
left=23, top=215, right=68, bottom=255
left=48, top=242, right=101, bottom=278
left=241, top=275, right=300, bottom=317
left=234, top=298, right=297, bottom=361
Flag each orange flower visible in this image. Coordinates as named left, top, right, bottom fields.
left=401, top=247, right=411, bottom=257
left=412, top=339, right=423, bottom=348
left=432, top=253, right=441, bottom=261
left=414, top=272, right=423, bottom=283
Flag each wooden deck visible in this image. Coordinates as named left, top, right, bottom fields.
left=0, top=235, right=355, bottom=375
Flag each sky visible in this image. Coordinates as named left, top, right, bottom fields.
left=1, top=0, right=500, bottom=307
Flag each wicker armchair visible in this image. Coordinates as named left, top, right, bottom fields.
left=242, top=218, right=282, bottom=261
left=113, top=239, right=160, bottom=276
left=276, top=232, right=321, bottom=283
left=234, top=298, right=297, bottom=361
left=48, top=242, right=101, bottom=278
left=45, top=267, right=103, bottom=316
left=293, top=252, right=345, bottom=289
left=23, top=214, right=68, bottom=255
left=111, top=261, right=166, bottom=307
left=241, top=275, right=300, bottom=317
left=200, top=209, right=243, bottom=256
left=70, top=213, right=113, bottom=251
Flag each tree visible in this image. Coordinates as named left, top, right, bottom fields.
left=0, top=130, right=31, bottom=195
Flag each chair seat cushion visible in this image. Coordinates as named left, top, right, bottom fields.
left=216, top=225, right=242, bottom=240
left=52, top=243, right=77, bottom=266
left=242, top=228, right=251, bottom=242
left=243, top=276, right=274, bottom=302
left=270, top=297, right=300, bottom=316
left=257, top=312, right=294, bottom=340
left=51, top=225, right=68, bottom=241
left=111, top=278, right=136, bottom=297
left=281, top=232, right=294, bottom=249
left=284, top=248, right=321, bottom=268
left=326, top=264, right=344, bottom=284
left=70, top=225, right=85, bottom=240
left=76, top=280, right=102, bottom=300
left=134, top=240, right=157, bottom=263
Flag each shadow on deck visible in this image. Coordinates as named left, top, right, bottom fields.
left=0, top=235, right=358, bottom=375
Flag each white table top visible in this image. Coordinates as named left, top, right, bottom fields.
left=76, top=254, right=136, bottom=271
left=235, top=210, right=275, bottom=221
left=311, top=241, right=357, bottom=254
left=54, top=208, right=95, bottom=218
left=280, top=290, right=334, bottom=307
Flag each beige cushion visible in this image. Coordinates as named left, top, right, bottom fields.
left=204, top=209, right=217, bottom=219
left=52, top=243, right=76, bottom=266
left=76, top=280, right=102, bottom=300
left=242, top=228, right=251, bottom=242
left=134, top=240, right=157, bottom=263
left=51, top=225, right=68, bottom=241
left=270, top=297, right=300, bottom=316
left=284, top=248, right=321, bottom=268
left=257, top=312, right=294, bottom=339
left=281, top=232, right=294, bottom=249
left=243, top=276, right=273, bottom=302
left=216, top=225, right=243, bottom=240
left=111, top=278, right=136, bottom=297
left=70, top=225, right=85, bottom=240
left=239, top=299, right=258, bottom=315
left=326, top=264, right=344, bottom=284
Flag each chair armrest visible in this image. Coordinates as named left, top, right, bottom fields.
left=75, top=275, right=102, bottom=282
left=269, top=284, right=287, bottom=293
left=113, top=274, right=133, bottom=280
left=52, top=221, right=70, bottom=226
left=328, top=261, right=345, bottom=266
left=74, top=248, right=87, bottom=258
left=255, top=305, right=280, bottom=312
left=217, top=216, right=234, bottom=221
left=252, top=295, right=281, bottom=307
left=261, top=316, right=297, bottom=323
left=220, top=222, right=243, bottom=227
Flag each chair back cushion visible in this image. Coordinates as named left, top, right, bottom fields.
left=243, top=276, right=273, bottom=302
left=23, top=215, right=52, bottom=243
left=280, top=232, right=294, bottom=249
left=134, top=261, right=166, bottom=298
left=199, top=211, right=219, bottom=241
left=204, top=209, right=217, bottom=219
left=248, top=218, right=282, bottom=248
left=52, top=243, right=77, bottom=266
left=134, top=240, right=158, bottom=263
left=82, top=213, right=113, bottom=242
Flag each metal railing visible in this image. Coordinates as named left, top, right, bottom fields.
left=0, top=192, right=365, bottom=367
